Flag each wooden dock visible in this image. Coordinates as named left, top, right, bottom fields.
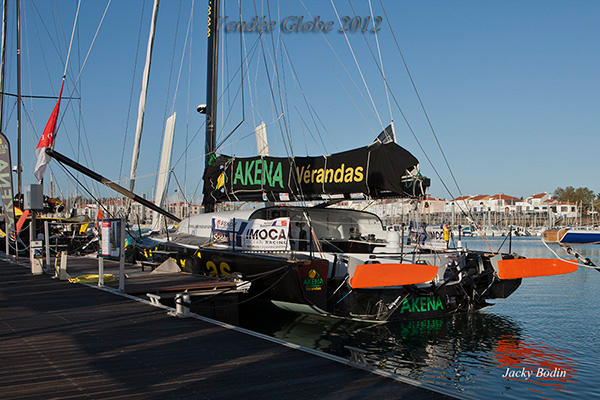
left=0, top=258, right=461, bottom=399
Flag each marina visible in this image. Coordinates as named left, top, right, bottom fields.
left=2, top=237, right=598, bottom=399
left=0, top=256, right=458, bottom=400
left=0, top=2, right=598, bottom=399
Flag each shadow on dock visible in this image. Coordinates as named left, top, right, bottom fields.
left=0, top=257, right=461, bottom=399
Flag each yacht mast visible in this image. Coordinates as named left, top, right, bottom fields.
left=204, top=0, right=220, bottom=213
left=0, top=0, right=7, bottom=131
left=16, top=0, right=21, bottom=198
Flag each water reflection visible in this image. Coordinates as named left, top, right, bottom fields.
left=241, top=301, right=582, bottom=398
left=493, top=335, right=578, bottom=392
left=241, top=304, right=526, bottom=389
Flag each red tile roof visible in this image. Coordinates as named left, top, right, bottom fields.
left=491, top=193, right=521, bottom=201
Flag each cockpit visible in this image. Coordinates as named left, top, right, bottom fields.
left=249, top=206, right=387, bottom=253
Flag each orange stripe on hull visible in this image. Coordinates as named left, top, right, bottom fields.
left=497, top=258, right=577, bottom=280
left=350, top=263, right=438, bottom=289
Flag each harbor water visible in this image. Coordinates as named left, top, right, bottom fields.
left=239, top=237, right=600, bottom=399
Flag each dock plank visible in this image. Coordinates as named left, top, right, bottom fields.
left=0, top=259, right=459, bottom=399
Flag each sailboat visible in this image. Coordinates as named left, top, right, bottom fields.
left=125, top=0, right=580, bottom=323
left=542, top=228, right=600, bottom=271
left=542, top=228, right=600, bottom=245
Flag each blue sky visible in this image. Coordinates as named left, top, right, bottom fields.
left=1, top=0, right=598, bottom=204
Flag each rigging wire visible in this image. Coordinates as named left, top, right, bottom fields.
left=212, top=36, right=262, bottom=152
left=278, top=38, right=330, bottom=154
left=18, top=0, right=112, bottom=208
left=330, top=0, right=383, bottom=130
left=367, top=0, right=393, bottom=126
left=333, top=1, right=490, bottom=250
left=22, top=1, right=106, bottom=199
left=155, top=0, right=183, bottom=181
left=376, top=1, right=493, bottom=249
left=56, top=0, right=111, bottom=132
left=294, top=0, right=377, bottom=140
left=253, top=0, right=292, bottom=158
left=54, top=158, right=114, bottom=219
left=169, top=170, right=192, bottom=207
left=53, top=158, right=142, bottom=242
left=118, top=0, right=147, bottom=184
left=248, top=0, right=308, bottom=205
left=27, top=1, right=102, bottom=198
left=271, top=0, right=295, bottom=156
left=60, top=0, right=111, bottom=200
left=377, top=0, right=470, bottom=213
left=210, top=0, right=247, bottom=164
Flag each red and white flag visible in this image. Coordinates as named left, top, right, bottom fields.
left=34, top=79, right=64, bottom=182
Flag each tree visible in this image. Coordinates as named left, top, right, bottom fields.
left=553, top=186, right=596, bottom=210
left=594, top=194, right=600, bottom=213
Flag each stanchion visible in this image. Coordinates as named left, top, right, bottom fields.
left=98, top=256, right=104, bottom=287
left=55, top=251, right=68, bottom=280
left=173, top=293, right=191, bottom=318
left=119, top=219, right=125, bottom=292
left=44, top=221, right=50, bottom=268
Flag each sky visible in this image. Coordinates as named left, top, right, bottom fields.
left=1, top=0, right=598, bottom=205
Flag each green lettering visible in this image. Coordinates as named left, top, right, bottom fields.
left=234, top=162, right=244, bottom=185
left=400, top=299, right=411, bottom=313
left=273, top=162, right=283, bottom=189
left=0, top=172, right=10, bottom=188
left=254, top=160, right=263, bottom=185
left=263, top=161, right=273, bottom=186
left=411, top=297, right=421, bottom=312
left=427, top=297, right=436, bottom=311
left=411, top=298, right=418, bottom=312
left=436, top=297, right=443, bottom=310
left=245, top=160, right=255, bottom=185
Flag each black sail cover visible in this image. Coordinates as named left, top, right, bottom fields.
left=203, top=142, right=429, bottom=205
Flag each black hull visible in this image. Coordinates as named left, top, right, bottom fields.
left=133, top=238, right=521, bottom=323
